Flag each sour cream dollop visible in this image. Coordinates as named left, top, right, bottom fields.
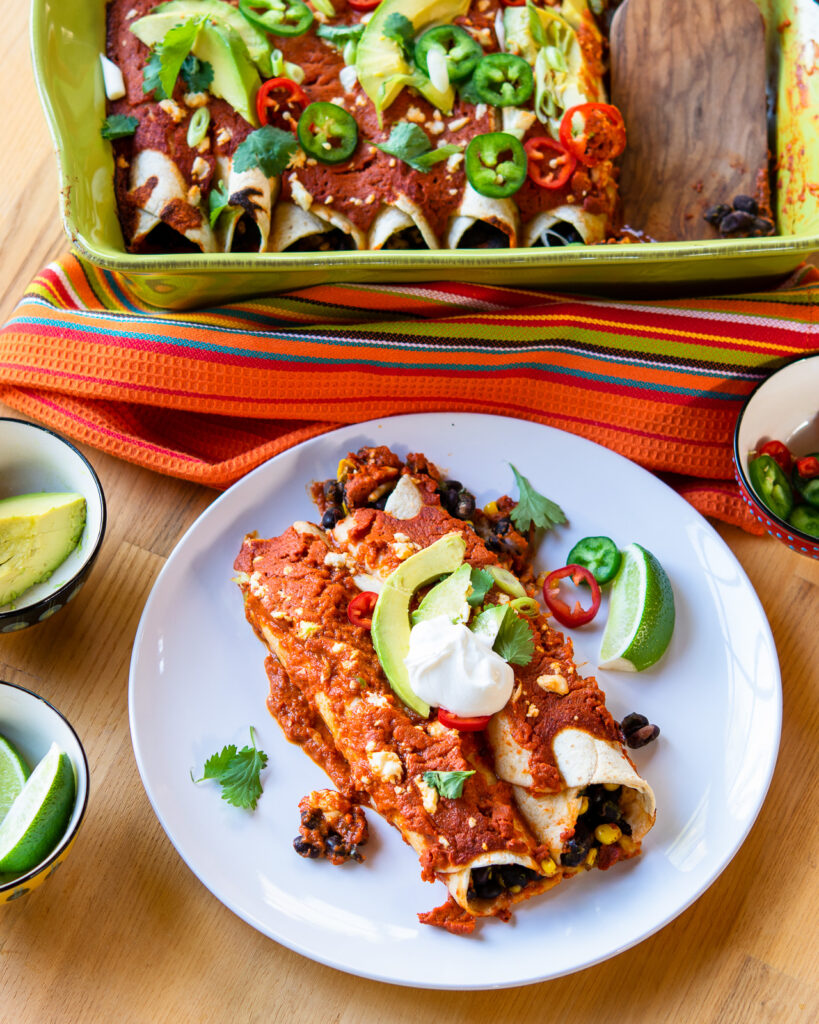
left=404, top=616, right=514, bottom=718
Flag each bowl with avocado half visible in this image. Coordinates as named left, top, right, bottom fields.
left=0, top=419, right=106, bottom=632
left=733, top=353, right=819, bottom=560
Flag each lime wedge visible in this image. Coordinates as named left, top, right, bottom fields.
left=0, top=742, right=75, bottom=874
left=0, top=735, right=30, bottom=822
left=598, top=543, right=675, bottom=672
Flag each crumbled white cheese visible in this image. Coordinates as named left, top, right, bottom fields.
left=298, top=621, right=320, bottom=638
left=447, top=116, right=469, bottom=133
left=216, top=126, right=233, bottom=147
left=191, top=156, right=210, bottom=180
left=183, top=92, right=209, bottom=108
left=158, top=99, right=186, bottom=123
left=391, top=540, right=419, bottom=561
left=475, top=104, right=488, bottom=119
left=197, top=138, right=211, bottom=153
left=406, top=106, right=425, bottom=123
left=427, top=122, right=445, bottom=135
left=416, top=776, right=439, bottom=816
left=446, top=153, right=464, bottom=174
left=187, top=184, right=201, bottom=206
left=293, top=520, right=324, bottom=538
left=365, top=692, right=390, bottom=708
left=368, top=750, right=403, bottom=783
left=537, top=674, right=569, bottom=695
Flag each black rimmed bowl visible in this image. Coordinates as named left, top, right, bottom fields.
left=0, top=679, right=90, bottom=903
left=733, top=353, right=819, bottom=559
left=0, top=419, right=107, bottom=631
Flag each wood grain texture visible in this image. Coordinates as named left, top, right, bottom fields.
left=611, top=0, right=769, bottom=241
left=0, top=4, right=818, bottom=1022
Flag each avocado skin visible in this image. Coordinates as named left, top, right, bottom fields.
left=371, top=533, right=466, bottom=717
left=0, top=493, right=86, bottom=607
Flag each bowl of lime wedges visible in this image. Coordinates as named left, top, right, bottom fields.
left=0, top=680, right=89, bottom=902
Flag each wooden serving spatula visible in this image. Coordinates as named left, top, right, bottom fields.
left=609, top=0, right=770, bottom=242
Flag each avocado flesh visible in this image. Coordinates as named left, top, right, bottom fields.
left=131, top=0, right=273, bottom=77
left=411, top=562, right=472, bottom=626
left=355, top=0, right=470, bottom=114
left=470, top=604, right=508, bottom=648
left=0, top=493, right=86, bottom=607
left=192, top=22, right=261, bottom=127
left=371, top=533, right=467, bottom=717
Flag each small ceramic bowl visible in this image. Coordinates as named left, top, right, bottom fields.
left=733, top=353, right=819, bottom=559
left=0, top=680, right=90, bottom=903
left=0, top=419, right=106, bottom=631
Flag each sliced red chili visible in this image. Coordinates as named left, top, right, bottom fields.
left=524, top=136, right=577, bottom=190
left=347, top=591, right=378, bottom=629
left=256, top=77, right=308, bottom=133
left=759, top=440, right=793, bottom=474
left=542, top=564, right=601, bottom=627
left=437, top=708, right=492, bottom=732
left=559, top=103, right=626, bottom=167
left=796, top=455, right=819, bottom=478
left=347, top=0, right=381, bottom=9
left=500, top=0, right=526, bottom=5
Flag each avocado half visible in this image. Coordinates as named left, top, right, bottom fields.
left=370, top=533, right=466, bottom=717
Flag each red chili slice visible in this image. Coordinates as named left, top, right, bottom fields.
left=559, top=103, right=626, bottom=167
left=500, top=0, right=526, bottom=5
left=759, top=440, right=793, bottom=474
left=524, top=136, right=577, bottom=190
left=796, top=455, right=819, bottom=478
left=347, top=591, right=378, bottom=629
left=437, top=708, right=492, bottom=732
left=542, top=564, right=602, bottom=628
left=256, top=77, right=308, bottom=133
left=347, top=0, right=381, bottom=9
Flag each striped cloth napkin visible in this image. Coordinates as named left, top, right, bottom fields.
left=1, top=252, right=817, bottom=534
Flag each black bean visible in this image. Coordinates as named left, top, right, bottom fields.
left=619, top=818, right=633, bottom=837
left=599, top=800, right=622, bottom=823
left=719, top=210, right=755, bottom=237
left=372, top=493, right=390, bottom=510
left=494, top=516, right=512, bottom=536
left=626, top=723, right=660, bottom=748
left=323, top=480, right=343, bottom=504
left=443, top=479, right=462, bottom=492
left=485, top=536, right=503, bottom=553
left=732, top=194, right=758, bottom=215
left=440, top=487, right=459, bottom=514
left=454, top=492, right=476, bottom=519
left=293, top=837, right=320, bottom=859
left=620, top=712, right=649, bottom=736
left=704, top=203, right=731, bottom=225
left=561, top=824, right=593, bottom=868
left=470, top=867, right=504, bottom=900
left=300, top=811, right=321, bottom=830
left=321, top=507, right=344, bottom=529
left=498, top=865, right=538, bottom=889
left=750, top=216, right=775, bottom=237
left=324, top=834, right=344, bottom=854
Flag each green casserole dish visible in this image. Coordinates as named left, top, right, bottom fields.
left=31, top=0, right=819, bottom=309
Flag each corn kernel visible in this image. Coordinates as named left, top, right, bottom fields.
left=483, top=501, right=499, bottom=515
left=579, top=797, right=589, bottom=814
left=595, top=823, right=622, bottom=845
left=603, top=783, right=620, bottom=792
left=585, top=847, right=598, bottom=868
left=336, top=458, right=355, bottom=481
left=540, top=858, right=557, bottom=877
left=510, top=885, right=522, bottom=894
left=619, top=835, right=637, bottom=855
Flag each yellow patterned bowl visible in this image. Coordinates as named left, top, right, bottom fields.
left=0, top=680, right=89, bottom=903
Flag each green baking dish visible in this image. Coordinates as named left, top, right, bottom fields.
left=30, top=0, right=819, bottom=309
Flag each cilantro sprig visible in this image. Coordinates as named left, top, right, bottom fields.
left=181, top=54, right=214, bottom=93
left=192, top=727, right=268, bottom=810
left=383, top=13, right=415, bottom=61
left=101, top=114, right=138, bottom=140
left=233, top=125, right=299, bottom=177
left=208, top=180, right=231, bottom=228
left=467, top=567, right=494, bottom=607
left=376, top=122, right=462, bottom=174
left=143, top=17, right=206, bottom=99
left=509, top=464, right=567, bottom=533
left=493, top=607, right=535, bottom=666
left=423, top=770, right=475, bottom=799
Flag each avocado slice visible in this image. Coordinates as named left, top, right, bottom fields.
left=371, top=533, right=466, bottom=717
left=0, top=493, right=86, bottom=607
left=469, top=603, right=509, bottom=648
left=410, top=562, right=472, bottom=626
left=192, top=21, right=261, bottom=126
left=355, top=0, right=470, bottom=116
left=131, top=0, right=273, bottom=77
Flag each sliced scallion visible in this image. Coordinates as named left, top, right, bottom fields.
left=187, top=106, right=211, bottom=148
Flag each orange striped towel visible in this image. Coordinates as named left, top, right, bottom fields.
left=1, top=252, right=817, bottom=534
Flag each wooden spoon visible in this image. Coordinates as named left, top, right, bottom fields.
left=609, top=0, right=770, bottom=242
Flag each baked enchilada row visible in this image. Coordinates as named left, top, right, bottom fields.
left=234, top=447, right=655, bottom=933
left=104, top=0, right=623, bottom=254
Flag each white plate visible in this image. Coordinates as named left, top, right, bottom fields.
left=129, top=413, right=781, bottom=990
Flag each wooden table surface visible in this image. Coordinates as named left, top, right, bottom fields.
left=1, top=7, right=818, bottom=1024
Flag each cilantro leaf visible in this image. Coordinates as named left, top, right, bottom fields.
left=316, top=23, right=365, bottom=47
left=422, top=770, right=476, bottom=799
left=509, top=464, right=567, bottom=533
left=233, top=125, right=298, bottom=177
left=192, top=728, right=268, bottom=810
left=181, top=54, right=214, bottom=92
left=376, top=122, right=462, bottom=174
left=142, top=17, right=205, bottom=99
left=208, top=179, right=231, bottom=227
left=383, top=13, right=415, bottom=60
left=101, top=114, right=138, bottom=140
left=467, top=567, right=494, bottom=607
left=493, top=608, right=535, bottom=666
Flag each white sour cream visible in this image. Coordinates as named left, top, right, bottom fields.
left=404, top=616, right=514, bottom=717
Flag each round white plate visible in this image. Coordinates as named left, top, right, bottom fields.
left=129, top=413, right=781, bottom=989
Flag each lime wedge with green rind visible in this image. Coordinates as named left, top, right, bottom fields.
left=598, top=543, right=675, bottom=672
left=0, top=735, right=30, bottom=822
left=0, top=742, right=75, bottom=874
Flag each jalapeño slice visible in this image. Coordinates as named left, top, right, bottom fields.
left=566, top=536, right=621, bottom=586
left=472, top=53, right=534, bottom=107
left=748, top=453, right=794, bottom=521
left=415, top=26, right=484, bottom=84
left=297, top=102, right=359, bottom=164
left=239, top=0, right=314, bottom=37
left=465, top=132, right=527, bottom=199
